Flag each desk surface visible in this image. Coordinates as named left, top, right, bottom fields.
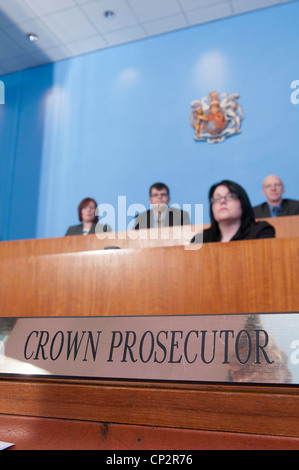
left=0, top=234, right=299, bottom=449
left=0, top=237, right=298, bottom=317
left=0, top=215, right=298, bottom=257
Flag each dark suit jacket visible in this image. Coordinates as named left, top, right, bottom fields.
left=65, top=223, right=110, bottom=236
left=191, top=220, right=275, bottom=244
left=253, top=199, right=299, bottom=218
left=134, top=208, right=190, bottom=230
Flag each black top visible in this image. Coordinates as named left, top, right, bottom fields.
left=65, top=223, right=110, bottom=236
left=191, top=220, right=275, bottom=244
left=253, top=199, right=299, bottom=218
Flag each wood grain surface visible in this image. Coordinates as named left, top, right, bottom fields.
left=0, top=378, right=299, bottom=439
left=0, top=215, right=298, bottom=258
left=2, top=414, right=299, bottom=450
left=0, top=237, right=298, bottom=317
left=1, top=231, right=299, bottom=449
left=1, top=413, right=299, bottom=450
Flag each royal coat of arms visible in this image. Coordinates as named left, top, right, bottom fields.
left=190, top=91, right=244, bottom=143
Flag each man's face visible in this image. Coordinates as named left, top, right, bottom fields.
left=262, top=175, right=284, bottom=205
left=149, top=188, right=170, bottom=212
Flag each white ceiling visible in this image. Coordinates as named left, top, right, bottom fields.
left=0, top=0, right=296, bottom=75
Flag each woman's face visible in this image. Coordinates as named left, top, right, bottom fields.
left=211, top=185, right=242, bottom=223
left=81, top=201, right=96, bottom=223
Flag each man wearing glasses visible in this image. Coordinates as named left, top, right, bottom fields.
left=134, top=182, right=190, bottom=229
left=253, top=175, right=299, bottom=218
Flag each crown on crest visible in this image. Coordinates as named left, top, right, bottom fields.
left=209, top=91, right=220, bottom=105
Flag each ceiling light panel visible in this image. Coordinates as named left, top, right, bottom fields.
left=103, top=24, right=146, bottom=47
left=185, top=2, right=233, bottom=25
left=127, top=0, right=182, bottom=22
left=80, top=0, right=140, bottom=33
left=142, top=14, right=189, bottom=36
left=0, top=0, right=36, bottom=26
left=4, top=18, right=61, bottom=52
left=178, top=0, right=229, bottom=11
left=41, top=7, right=98, bottom=43
left=23, top=0, right=77, bottom=16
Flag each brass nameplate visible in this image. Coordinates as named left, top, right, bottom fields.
left=0, top=313, right=298, bottom=384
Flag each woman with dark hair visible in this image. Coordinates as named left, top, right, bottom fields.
left=65, top=197, right=110, bottom=236
left=191, top=180, right=275, bottom=244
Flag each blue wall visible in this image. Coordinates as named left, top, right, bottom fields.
left=1, top=2, right=299, bottom=240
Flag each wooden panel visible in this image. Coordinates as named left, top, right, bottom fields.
left=0, top=377, right=299, bottom=439
left=0, top=215, right=297, bottom=259
left=0, top=226, right=195, bottom=257
left=0, top=238, right=299, bottom=317
left=1, top=234, right=299, bottom=449
left=1, top=415, right=299, bottom=450
left=256, top=215, right=299, bottom=239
